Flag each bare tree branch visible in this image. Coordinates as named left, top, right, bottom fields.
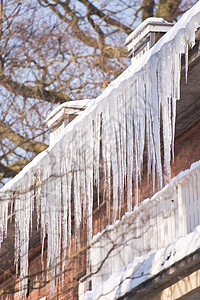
left=156, top=0, right=182, bottom=21
left=0, top=159, right=29, bottom=179
left=0, top=120, right=48, bottom=153
left=40, top=0, right=129, bottom=58
left=0, top=75, right=71, bottom=104
left=142, top=0, right=155, bottom=21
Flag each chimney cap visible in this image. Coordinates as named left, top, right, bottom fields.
left=45, top=99, right=94, bottom=131
left=125, top=17, right=174, bottom=61
left=125, top=17, right=173, bottom=46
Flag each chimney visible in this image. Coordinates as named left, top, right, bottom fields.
left=45, top=99, right=94, bottom=145
left=125, top=17, right=174, bottom=62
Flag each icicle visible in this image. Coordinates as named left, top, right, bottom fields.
left=61, top=161, right=68, bottom=284
left=35, top=168, right=42, bottom=231
left=185, top=42, right=189, bottom=83
left=67, top=171, right=72, bottom=255
left=73, top=130, right=82, bottom=244
left=119, top=92, right=127, bottom=203
left=13, top=173, right=34, bottom=298
left=117, top=92, right=127, bottom=216
left=93, top=112, right=101, bottom=208
left=102, top=106, right=112, bottom=219
left=0, top=192, right=8, bottom=248
left=10, top=193, right=14, bottom=223
left=126, top=83, right=134, bottom=211
left=111, top=95, right=120, bottom=221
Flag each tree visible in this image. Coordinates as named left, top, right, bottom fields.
left=0, top=0, right=198, bottom=185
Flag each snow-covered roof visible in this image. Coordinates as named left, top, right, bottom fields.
left=85, top=225, right=200, bottom=299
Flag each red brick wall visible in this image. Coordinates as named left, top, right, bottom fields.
left=138, top=120, right=200, bottom=207
left=172, top=120, right=200, bottom=177
left=0, top=238, right=86, bottom=300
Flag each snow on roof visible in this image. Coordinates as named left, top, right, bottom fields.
left=85, top=225, right=200, bottom=299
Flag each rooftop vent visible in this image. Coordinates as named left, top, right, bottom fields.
left=125, top=17, right=174, bottom=62
left=45, top=99, right=94, bottom=145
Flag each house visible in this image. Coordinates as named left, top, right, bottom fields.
left=0, top=2, right=200, bottom=300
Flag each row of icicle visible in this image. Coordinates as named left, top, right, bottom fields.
left=0, top=2, right=200, bottom=298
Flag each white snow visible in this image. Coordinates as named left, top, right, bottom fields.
left=85, top=225, right=200, bottom=299
left=0, top=1, right=200, bottom=298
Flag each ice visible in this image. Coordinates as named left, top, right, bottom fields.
left=0, top=2, right=200, bottom=298
left=13, top=175, right=34, bottom=297
left=0, top=192, right=8, bottom=247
